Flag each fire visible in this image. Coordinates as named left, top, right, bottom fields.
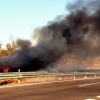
left=2, top=67, right=10, bottom=73
left=57, top=55, right=100, bottom=70
left=84, top=66, right=90, bottom=70
left=87, top=67, right=90, bottom=70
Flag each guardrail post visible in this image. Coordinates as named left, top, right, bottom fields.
left=95, top=74, right=96, bottom=77
left=59, top=76, right=62, bottom=80
left=84, top=75, right=87, bottom=78
left=18, top=69, right=20, bottom=75
left=42, top=77, right=44, bottom=82
left=74, top=71, right=77, bottom=73
left=18, top=78, right=20, bottom=84
left=74, top=76, right=75, bottom=79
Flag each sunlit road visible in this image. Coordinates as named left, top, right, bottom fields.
left=0, top=78, right=100, bottom=100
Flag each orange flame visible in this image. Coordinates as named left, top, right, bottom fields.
left=2, top=67, right=10, bottom=73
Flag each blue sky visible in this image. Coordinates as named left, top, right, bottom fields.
left=0, top=0, right=70, bottom=47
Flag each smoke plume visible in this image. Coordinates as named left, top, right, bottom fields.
left=1, top=0, right=100, bottom=71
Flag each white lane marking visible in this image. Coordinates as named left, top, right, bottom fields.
left=0, top=77, right=100, bottom=88
left=96, top=95, right=100, bottom=98
left=85, top=99, right=95, bottom=100
left=78, top=82, right=100, bottom=86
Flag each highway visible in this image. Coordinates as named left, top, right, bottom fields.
left=0, top=78, right=100, bottom=100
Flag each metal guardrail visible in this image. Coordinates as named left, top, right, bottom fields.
left=0, top=71, right=100, bottom=78
left=0, top=71, right=100, bottom=84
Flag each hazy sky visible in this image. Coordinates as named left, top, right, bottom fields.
left=0, top=0, right=70, bottom=46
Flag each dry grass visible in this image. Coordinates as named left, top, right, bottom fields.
left=0, top=75, right=97, bottom=86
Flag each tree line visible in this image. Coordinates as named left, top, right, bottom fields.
left=0, top=42, right=17, bottom=57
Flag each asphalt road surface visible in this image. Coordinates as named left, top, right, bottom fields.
left=0, top=78, right=100, bottom=100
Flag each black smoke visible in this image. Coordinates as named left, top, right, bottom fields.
left=1, top=0, right=100, bottom=71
